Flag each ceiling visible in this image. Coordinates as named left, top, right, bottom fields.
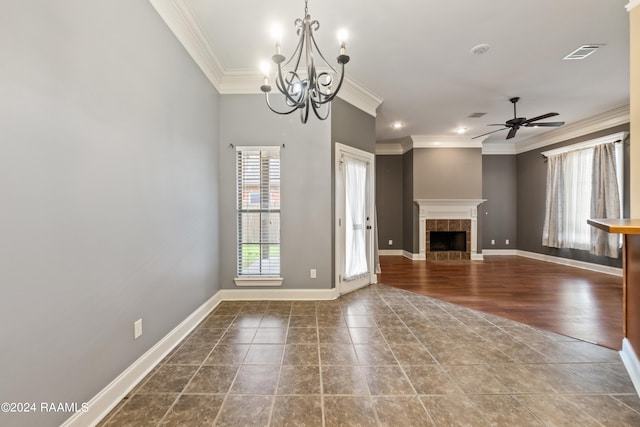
left=152, top=0, right=630, bottom=145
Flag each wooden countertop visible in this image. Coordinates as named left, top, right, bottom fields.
left=588, top=218, right=640, bottom=234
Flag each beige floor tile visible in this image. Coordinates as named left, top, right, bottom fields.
left=99, top=284, right=640, bottom=426
left=271, top=395, right=322, bottom=427
left=324, top=396, right=377, bottom=427
left=159, top=394, right=224, bottom=426
left=215, top=395, right=272, bottom=427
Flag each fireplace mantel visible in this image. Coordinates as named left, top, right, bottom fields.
left=414, top=199, right=486, bottom=260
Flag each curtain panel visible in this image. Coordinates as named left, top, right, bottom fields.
left=542, top=142, right=621, bottom=258
left=590, top=143, right=621, bottom=257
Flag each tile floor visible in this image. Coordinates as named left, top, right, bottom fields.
left=99, top=284, right=640, bottom=426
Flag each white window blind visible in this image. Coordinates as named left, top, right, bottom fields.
left=236, top=147, right=280, bottom=276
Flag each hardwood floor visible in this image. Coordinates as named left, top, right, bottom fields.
left=378, top=255, right=624, bottom=350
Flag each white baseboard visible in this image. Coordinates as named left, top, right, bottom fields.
left=402, top=250, right=425, bottom=260
left=395, top=249, right=620, bottom=276
left=62, top=291, right=223, bottom=427
left=378, top=249, right=404, bottom=256
left=516, top=250, right=623, bottom=277
left=620, top=338, right=640, bottom=398
left=219, top=288, right=339, bottom=301
left=482, top=249, right=518, bottom=256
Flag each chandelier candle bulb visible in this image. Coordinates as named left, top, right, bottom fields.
left=337, top=29, right=348, bottom=55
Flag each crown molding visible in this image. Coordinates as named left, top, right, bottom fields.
left=148, top=1, right=383, bottom=116
left=338, top=77, right=384, bottom=117
left=218, top=69, right=262, bottom=94
left=148, top=0, right=224, bottom=90
left=627, top=0, right=640, bottom=11
left=482, top=142, right=517, bottom=155
left=217, top=70, right=383, bottom=116
left=375, top=135, right=483, bottom=154
left=410, top=135, right=483, bottom=149
left=376, top=143, right=404, bottom=155
left=515, top=105, right=630, bottom=154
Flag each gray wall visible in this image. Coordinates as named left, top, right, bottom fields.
left=402, top=150, right=415, bottom=252
left=331, top=98, right=376, bottom=154
left=376, top=155, right=404, bottom=250
left=412, top=147, right=483, bottom=253
left=413, top=148, right=483, bottom=198
left=219, top=95, right=333, bottom=289
left=516, top=124, right=630, bottom=268
left=482, top=155, right=518, bottom=250
left=0, top=2, right=221, bottom=426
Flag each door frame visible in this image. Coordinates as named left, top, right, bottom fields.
left=334, top=143, right=376, bottom=295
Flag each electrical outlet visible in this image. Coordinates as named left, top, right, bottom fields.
left=506, top=239, right=510, bottom=245
left=134, top=319, right=143, bottom=339
left=310, top=269, right=317, bottom=279
left=491, top=239, right=495, bottom=245
left=388, top=240, right=393, bottom=246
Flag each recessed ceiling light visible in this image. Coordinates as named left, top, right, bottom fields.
left=455, top=127, right=467, bottom=135
left=470, top=44, right=490, bottom=55
left=392, top=122, right=404, bottom=129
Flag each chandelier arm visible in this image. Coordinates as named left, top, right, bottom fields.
left=311, top=63, right=345, bottom=105
left=281, top=27, right=305, bottom=70
left=308, top=29, right=339, bottom=74
left=300, top=98, right=310, bottom=123
left=264, top=92, right=300, bottom=116
left=323, top=63, right=346, bottom=103
left=310, top=95, right=330, bottom=120
left=275, top=65, right=304, bottom=107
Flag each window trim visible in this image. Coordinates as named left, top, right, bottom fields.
left=233, top=276, right=284, bottom=287
left=234, top=145, right=282, bottom=286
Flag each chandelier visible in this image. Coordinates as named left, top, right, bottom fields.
left=259, top=0, right=350, bottom=123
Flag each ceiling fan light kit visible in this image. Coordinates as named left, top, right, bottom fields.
left=259, top=0, right=349, bottom=123
left=472, top=97, right=565, bottom=140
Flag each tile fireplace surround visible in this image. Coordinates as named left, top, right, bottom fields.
left=415, top=199, right=486, bottom=261
left=426, top=220, right=471, bottom=261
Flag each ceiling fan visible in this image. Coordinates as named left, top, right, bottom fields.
left=472, top=97, right=565, bottom=140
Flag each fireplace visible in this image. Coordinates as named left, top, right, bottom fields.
left=426, top=219, right=471, bottom=260
left=414, top=199, right=486, bottom=261
left=430, top=231, right=466, bottom=252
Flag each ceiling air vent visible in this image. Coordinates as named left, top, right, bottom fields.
left=468, top=112, right=486, bottom=118
left=563, top=44, right=602, bottom=60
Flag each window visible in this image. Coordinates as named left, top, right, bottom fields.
left=542, top=133, right=624, bottom=257
left=235, top=147, right=281, bottom=282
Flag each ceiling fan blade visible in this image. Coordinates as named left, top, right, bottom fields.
left=523, top=112, right=559, bottom=124
left=506, top=126, right=519, bottom=139
left=525, top=121, right=565, bottom=127
left=471, top=127, right=508, bottom=139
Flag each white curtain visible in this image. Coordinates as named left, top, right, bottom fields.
left=590, top=143, right=620, bottom=257
left=344, top=157, right=368, bottom=280
left=542, top=142, right=621, bottom=258
left=563, top=147, right=593, bottom=250
left=542, top=153, right=566, bottom=248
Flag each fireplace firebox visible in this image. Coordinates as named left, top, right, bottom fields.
left=430, top=231, right=466, bottom=252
